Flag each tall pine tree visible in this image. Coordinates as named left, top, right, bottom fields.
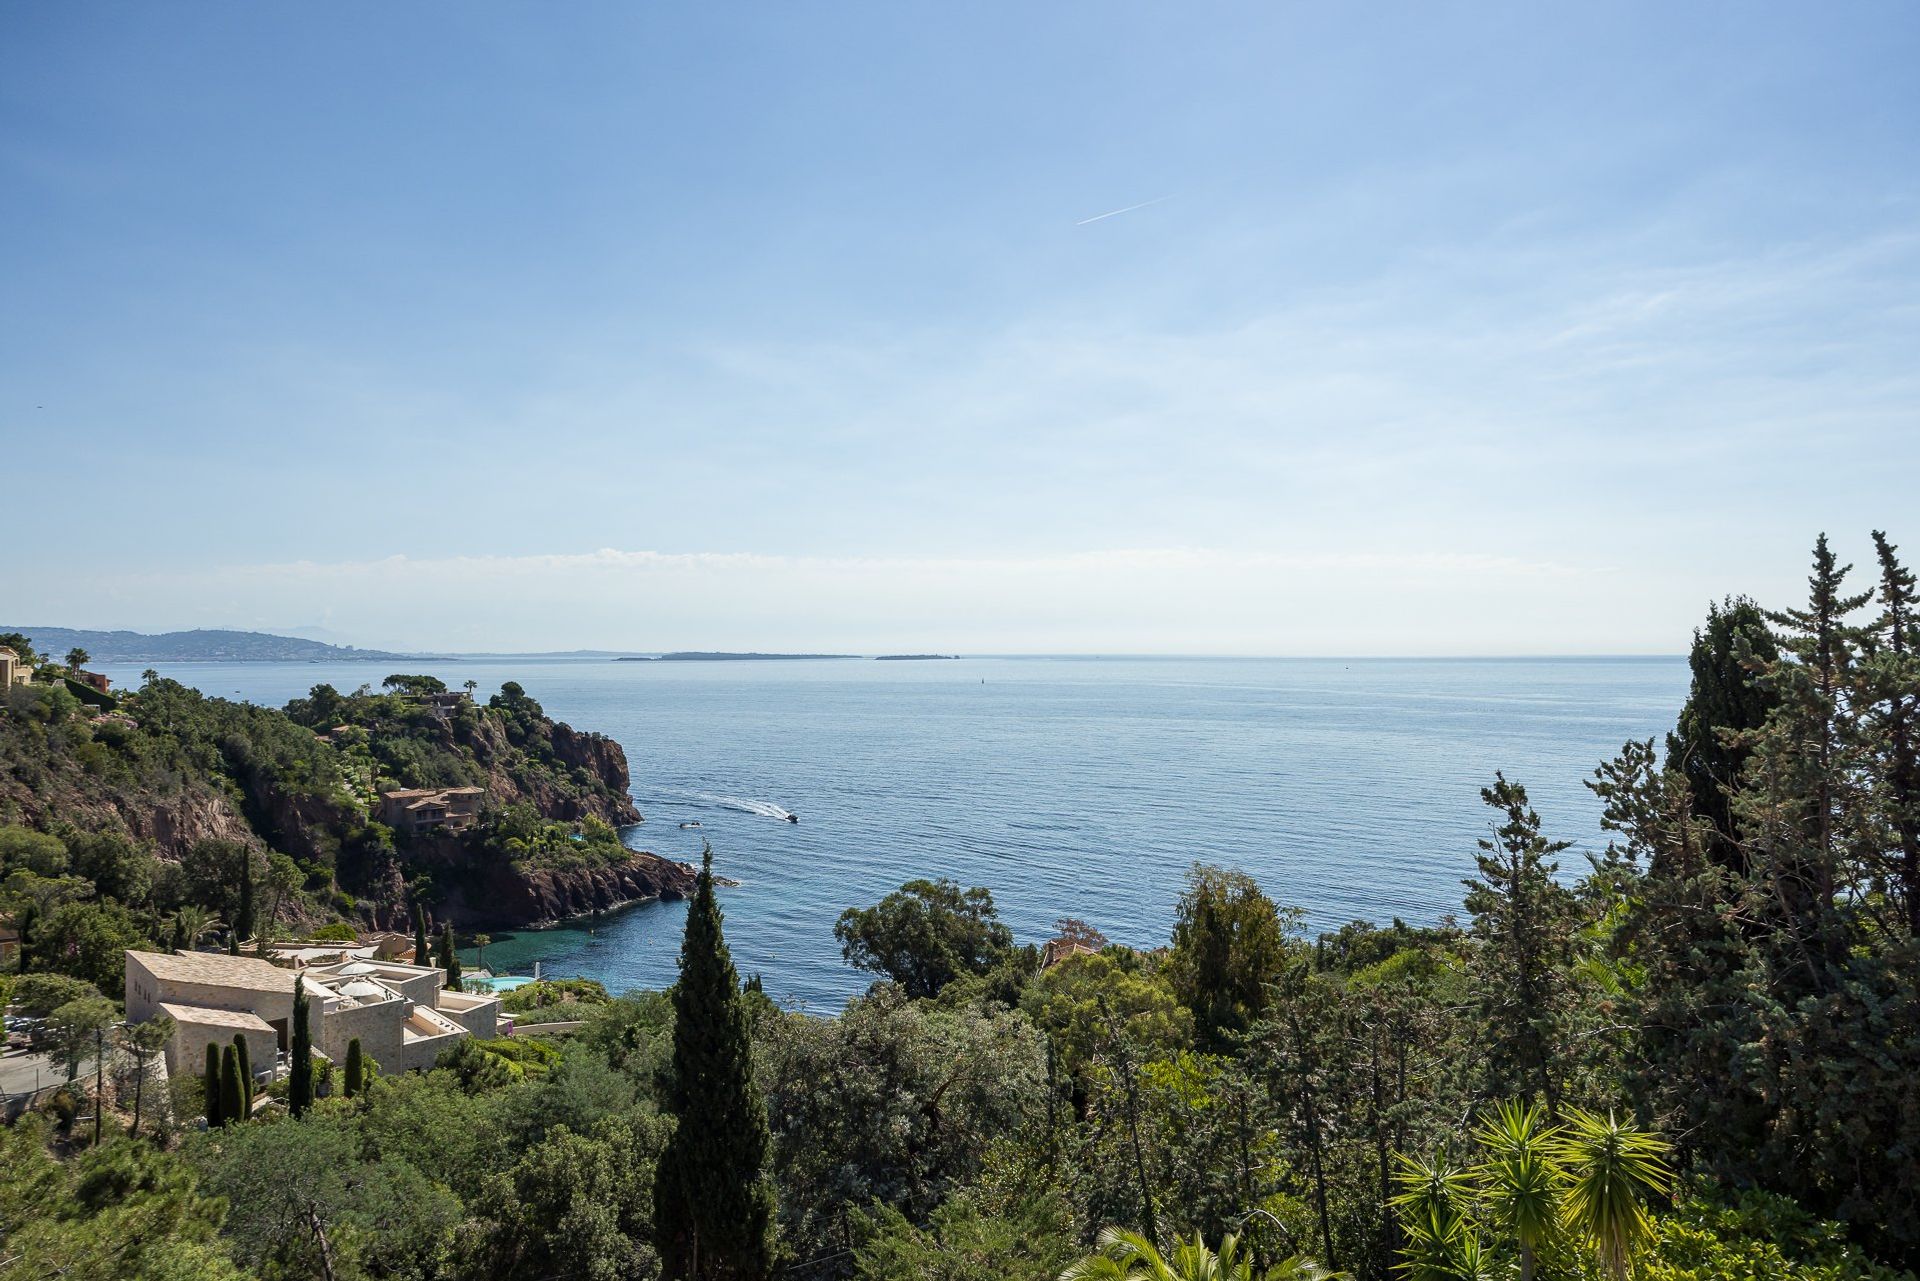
left=655, top=845, right=776, bottom=1280
left=1747, top=534, right=1872, bottom=983
left=1463, top=773, right=1580, bottom=1116
left=1866, top=531, right=1920, bottom=935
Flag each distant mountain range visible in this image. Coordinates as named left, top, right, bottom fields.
left=4, top=628, right=942, bottom=664
left=1, top=627, right=416, bottom=663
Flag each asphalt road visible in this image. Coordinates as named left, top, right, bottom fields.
left=0, top=1050, right=91, bottom=1096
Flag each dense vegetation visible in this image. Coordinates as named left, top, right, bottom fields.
left=0, top=663, right=656, bottom=957
left=1, top=533, right=1917, bottom=1281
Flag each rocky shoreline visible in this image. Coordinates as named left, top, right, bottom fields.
left=425, top=846, right=698, bottom=930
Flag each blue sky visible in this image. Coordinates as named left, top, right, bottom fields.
left=3, top=3, right=1916, bottom=653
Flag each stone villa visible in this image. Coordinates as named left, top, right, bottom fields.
left=378, top=785, right=485, bottom=834
left=0, top=648, right=31, bottom=689
left=125, top=945, right=501, bottom=1081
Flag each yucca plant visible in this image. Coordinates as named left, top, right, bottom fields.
left=1474, top=1100, right=1562, bottom=1281
left=1389, top=1154, right=1478, bottom=1281
left=1263, top=1256, right=1345, bottom=1281
left=1552, top=1108, right=1671, bottom=1281
left=1059, top=1226, right=1345, bottom=1281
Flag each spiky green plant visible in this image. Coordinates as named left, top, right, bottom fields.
left=1552, top=1108, right=1671, bottom=1281
left=1059, top=1226, right=1344, bottom=1281
left=1390, top=1154, right=1480, bottom=1281
left=1474, top=1100, right=1561, bottom=1281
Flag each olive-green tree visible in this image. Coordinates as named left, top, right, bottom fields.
left=834, top=878, right=1013, bottom=999
left=1167, top=864, right=1292, bottom=1051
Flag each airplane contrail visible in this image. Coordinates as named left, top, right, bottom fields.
left=1075, top=196, right=1170, bottom=226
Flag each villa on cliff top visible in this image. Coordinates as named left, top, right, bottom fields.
left=378, top=785, right=485, bottom=834
left=125, top=943, right=502, bottom=1081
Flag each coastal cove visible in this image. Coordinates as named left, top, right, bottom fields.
left=98, top=655, right=1688, bottom=1009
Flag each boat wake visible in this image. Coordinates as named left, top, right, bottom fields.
left=669, top=789, right=796, bottom=822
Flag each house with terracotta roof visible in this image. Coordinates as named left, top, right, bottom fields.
left=1039, top=936, right=1102, bottom=969
left=124, top=946, right=499, bottom=1082
left=378, top=785, right=485, bottom=834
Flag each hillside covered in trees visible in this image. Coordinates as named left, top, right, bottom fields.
left=0, top=626, right=417, bottom=663
left=0, top=652, right=692, bottom=944
left=1, top=531, right=1918, bottom=1281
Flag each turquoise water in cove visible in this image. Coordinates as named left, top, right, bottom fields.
left=98, top=656, right=1689, bottom=1011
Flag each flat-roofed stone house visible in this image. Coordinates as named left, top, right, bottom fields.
left=125, top=946, right=500, bottom=1082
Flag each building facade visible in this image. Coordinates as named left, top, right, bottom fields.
left=378, top=786, right=485, bottom=833
left=125, top=946, right=500, bottom=1082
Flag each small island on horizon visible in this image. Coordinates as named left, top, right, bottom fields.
left=874, top=654, right=961, bottom=660
left=615, top=652, right=861, bottom=662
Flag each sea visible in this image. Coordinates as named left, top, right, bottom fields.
left=95, top=655, right=1690, bottom=1011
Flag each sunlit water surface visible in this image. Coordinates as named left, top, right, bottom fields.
left=100, top=656, right=1686, bottom=1010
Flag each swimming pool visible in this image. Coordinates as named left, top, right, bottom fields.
left=466, top=975, right=535, bottom=993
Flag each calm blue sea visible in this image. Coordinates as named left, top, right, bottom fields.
left=97, top=656, right=1688, bottom=1011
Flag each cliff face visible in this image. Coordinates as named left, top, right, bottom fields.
left=123, top=790, right=259, bottom=854
left=548, top=723, right=645, bottom=825
left=429, top=845, right=696, bottom=928
left=448, top=714, right=643, bottom=826
left=0, top=716, right=253, bottom=856
left=0, top=674, right=680, bottom=932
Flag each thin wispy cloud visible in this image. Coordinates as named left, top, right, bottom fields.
left=2, top=5, right=1913, bottom=655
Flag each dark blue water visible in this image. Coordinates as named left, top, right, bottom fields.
left=99, top=656, right=1688, bottom=1011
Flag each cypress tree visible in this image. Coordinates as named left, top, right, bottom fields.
left=440, top=923, right=462, bottom=987
left=289, top=975, right=313, bottom=1118
left=235, top=853, right=255, bottom=946
left=204, top=1042, right=223, bottom=1127
left=15, top=900, right=35, bottom=972
left=227, top=932, right=239, bottom=956
left=219, top=1044, right=245, bottom=1124
left=655, top=845, right=776, bottom=1280
left=413, top=908, right=430, bottom=968
left=1666, top=596, right=1779, bottom=873
left=344, top=1038, right=365, bottom=1099
left=232, top=1033, right=253, bottom=1116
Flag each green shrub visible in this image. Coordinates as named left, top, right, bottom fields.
left=1644, top=1188, right=1914, bottom=1281
left=499, top=977, right=610, bottom=1013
